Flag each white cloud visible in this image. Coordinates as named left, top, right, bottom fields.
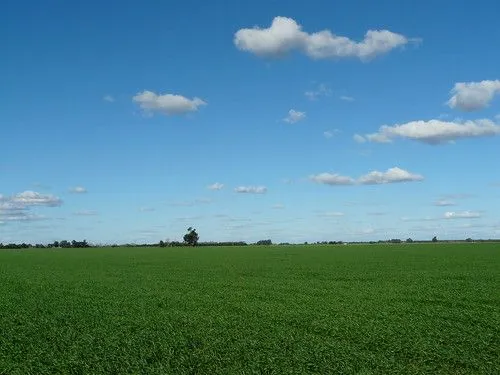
left=434, top=199, right=456, bottom=207
left=310, top=173, right=355, bottom=186
left=340, top=95, right=354, bottom=102
left=0, top=212, right=47, bottom=222
left=358, top=167, right=424, bottom=185
left=443, top=211, right=481, bottom=219
left=442, top=193, right=474, bottom=200
left=195, top=198, right=213, bottom=204
left=207, top=182, right=224, bottom=190
left=284, top=109, right=306, bottom=123
left=323, top=129, right=340, bottom=138
left=365, top=133, right=392, bottom=143
left=234, top=186, right=267, bottom=194
left=324, top=131, right=334, bottom=138
left=401, top=216, right=439, bottom=223
left=139, top=206, right=155, bottom=212
left=311, top=167, right=423, bottom=186
left=133, top=90, right=206, bottom=116
left=317, top=211, right=345, bottom=217
left=353, top=134, right=366, bottom=143
left=11, top=191, right=62, bottom=207
left=305, top=83, right=331, bottom=100
left=406, top=210, right=482, bottom=222
left=234, top=17, right=415, bottom=61
left=447, top=80, right=500, bottom=111
left=74, top=210, right=98, bottom=216
left=0, top=191, right=62, bottom=224
left=69, top=186, right=87, bottom=194
left=363, top=119, right=500, bottom=144
left=103, top=95, right=115, bottom=102
left=0, top=201, right=25, bottom=218
left=168, top=198, right=212, bottom=207
left=272, top=204, right=285, bottom=209
left=168, top=200, right=195, bottom=207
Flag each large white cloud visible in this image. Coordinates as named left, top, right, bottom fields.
left=133, top=90, right=206, bottom=116
left=361, top=119, right=500, bottom=144
left=234, top=186, right=267, bottom=194
left=447, top=80, right=500, bottom=111
left=234, top=17, right=414, bottom=60
left=310, top=167, right=423, bottom=186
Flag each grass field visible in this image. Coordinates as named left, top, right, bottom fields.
left=0, top=243, right=498, bottom=374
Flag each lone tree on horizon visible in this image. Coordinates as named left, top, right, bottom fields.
left=183, top=227, right=199, bottom=246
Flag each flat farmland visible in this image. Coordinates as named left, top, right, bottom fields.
left=0, top=243, right=498, bottom=374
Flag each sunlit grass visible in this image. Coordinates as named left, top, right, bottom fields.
left=0, top=243, right=498, bottom=374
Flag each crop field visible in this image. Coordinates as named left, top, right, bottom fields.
left=0, top=243, right=498, bottom=374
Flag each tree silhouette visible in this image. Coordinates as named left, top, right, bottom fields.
left=183, top=227, right=199, bottom=246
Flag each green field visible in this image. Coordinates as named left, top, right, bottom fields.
left=0, top=244, right=498, bottom=374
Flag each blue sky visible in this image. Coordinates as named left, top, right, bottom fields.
left=1, top=0, right=500, bottom=244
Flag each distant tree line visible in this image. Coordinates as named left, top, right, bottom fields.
left=0, top=239, right=90, bottom=249
left=1, top=235, right=498, bottom=250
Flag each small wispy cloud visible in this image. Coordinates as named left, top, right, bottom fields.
left=441, top=193, right=474, bottom=200
left=9, top=191, right=62, bottom=207
left=443, top=211, right=481, bottom=219
left=283, top=109, right=306, bottom=124
left=168, top=198, right=213, bottom=207
left=74, top=210, right=98, bottom=216
left=353, top=134, right=367, bottom=143
left=434, top=199, right=456, bottom=207
left=103, top=95, right=115, bottom=102
left=235, top=186, right=267, bottom=194
left=323, top=129, right=340, bottom=139
left=340, top=95, right=354, bottom=102
left=69, top=186, right=87, bottom=194
left=317, top=211, right=345, bottom=217
left=195, top=198, right=213, bottom=204
left=305, top=83, right=331, bottom=100
left=367, top=212, right=388, bottom=216
left=139, top=206, right=155, bottom=212
left=133, top=90, right=206, bottom=116
left=207, top=182, right=224, bottom=190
